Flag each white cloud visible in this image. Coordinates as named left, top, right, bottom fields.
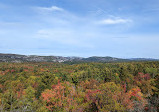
left=36, top=29, right=82, bottom=45
left=143, top=8, right=159, bottom=13
left=34, top=5, right=79, bottom=22
left=41, top=6, right=63, bottom=11
left=0, top=22, right=20, bottom=26
left=32, top=6, right=133, bottom=48
left=35, top=6, right=64, bottom=14
left=35, top=29, right=94, bottom=48
left=98, top=18, right=132, bottom=25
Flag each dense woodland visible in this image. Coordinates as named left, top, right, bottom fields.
left=0, top=61, right=159, bottom=112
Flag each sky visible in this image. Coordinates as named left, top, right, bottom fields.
left=0, top=0, right=159, bottom=58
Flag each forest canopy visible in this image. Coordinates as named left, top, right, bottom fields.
left=0, top=61, right=159, bottom=112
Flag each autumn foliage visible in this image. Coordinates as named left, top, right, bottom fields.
left=0, top=62, right=159, bottom=111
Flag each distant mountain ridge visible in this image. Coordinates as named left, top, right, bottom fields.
left=0, top=53, right=158, bottom=63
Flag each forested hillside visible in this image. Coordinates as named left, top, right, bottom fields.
left=0, top=62, right=159, bottom=112
left=0, top=53, right=158, bottom=63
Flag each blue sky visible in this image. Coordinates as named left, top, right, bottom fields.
left=0, top=0, right=159, bottom=58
